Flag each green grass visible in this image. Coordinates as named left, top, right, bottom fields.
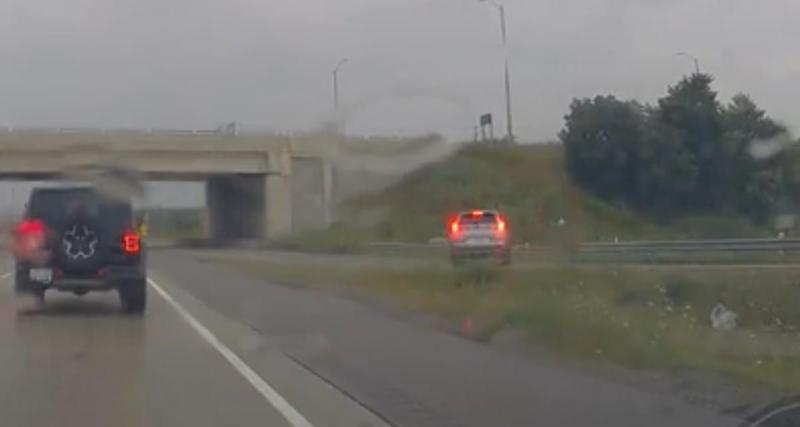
left=303, top=143, right=770, bottom=250
left=347, top=143, right=659, bottom=244
left=203, top=252, right=800, bottom=392
left=142, top=208, right=206, bottom=241
left=273, top=223, right=373, bottom=253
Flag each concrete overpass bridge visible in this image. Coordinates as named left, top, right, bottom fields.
left=0, top=131, right=338, bottom=241
left=0, top=130, right=450, bottom=241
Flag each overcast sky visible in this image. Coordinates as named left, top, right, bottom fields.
left=1, top=0, right=798, bottom=142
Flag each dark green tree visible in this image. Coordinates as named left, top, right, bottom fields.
left=723, top=94, right=786, bottom=142
left=655, top=74, right=726, bottom=209
left=561, top=74, right=796, bottom=226
left=721, top=94, right=789, bottom=221
left=560, top=96, right=645, bottom=202
left=739, top=169, right=782, bottom=224
left=779, top=143, right=800, bottom=213
left=634, top=117, right=698, bottom=216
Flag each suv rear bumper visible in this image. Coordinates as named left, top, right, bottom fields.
left=450, top=244, right=510, bottom=258
left=16, top=264, right=145, bottom=292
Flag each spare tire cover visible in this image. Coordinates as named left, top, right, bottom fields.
left=57, top=214, right=109, bottom=273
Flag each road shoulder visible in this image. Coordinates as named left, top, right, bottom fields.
left=148, top=269, right=392, bottom=427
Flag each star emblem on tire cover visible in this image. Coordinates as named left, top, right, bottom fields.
left=63, top=225, right=99, bottom=260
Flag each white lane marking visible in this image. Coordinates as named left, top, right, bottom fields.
left=0, top=272, right=11, bottom=279
left=148, top=278, right=315, bottom=427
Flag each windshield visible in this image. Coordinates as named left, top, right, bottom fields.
left=1, top=1, right=798, bottom=426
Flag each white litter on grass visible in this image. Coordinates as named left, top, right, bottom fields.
left=710, top=304, right=738, bottom=330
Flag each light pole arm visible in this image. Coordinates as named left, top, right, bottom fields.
left=332, top=58, right=348, bottom=109
left=676, top=52, right=700, bottom=74
left=334, top=58, right=348, bottom=74
left=482, top=0, right=507, bottom=45
left=498, top=4, right=507, bottom=46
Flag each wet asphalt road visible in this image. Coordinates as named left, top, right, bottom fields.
left=0, top=249, right=746, bottom=427
left=0, top=276, right=296, bottom=426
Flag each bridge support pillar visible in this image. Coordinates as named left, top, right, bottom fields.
left=264, top=173, right=292, bottom=239
left=289, top=158, right=335, bottom=231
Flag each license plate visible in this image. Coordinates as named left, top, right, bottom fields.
left=29, top=268, right=53, bottom=284
left=467, top=238, right=492, bottom=246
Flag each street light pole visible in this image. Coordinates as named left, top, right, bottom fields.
left=333, top=58, right=348, bottom=110
left=481, top=0, right=514, bottom=142
left=676, top=52, right=700, bottom=74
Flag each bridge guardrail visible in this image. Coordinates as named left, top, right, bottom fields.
left=0, top=127, right=235, bottom=136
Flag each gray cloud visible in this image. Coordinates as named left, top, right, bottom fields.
left=1, top=0, right=798, bottom=141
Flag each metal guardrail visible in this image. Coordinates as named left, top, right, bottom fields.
left=580, top=238, right=800, bottom=254
left=367, top=238, right=800, bottom=256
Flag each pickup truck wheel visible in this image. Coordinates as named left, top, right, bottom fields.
left=119, top=280, right=147, bottom=314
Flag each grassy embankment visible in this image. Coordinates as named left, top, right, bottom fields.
left=280, top=143, right=771, bottom=252
left=232, top=144, right=800, bottom=389
left=205, top=252, right=800, bottom=392
left=142, top=208, right=206, bottom=241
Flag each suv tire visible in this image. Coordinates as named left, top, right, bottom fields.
left=13, top=268, right=28, bottom=294
left=119, top=280, right=147, bottom=314
left=14, top=268, right=44, bottom=299
left=500, top=248, right=512, bottom=266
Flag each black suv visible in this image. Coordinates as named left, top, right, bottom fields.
left=13, top=186, right=147, bottom=313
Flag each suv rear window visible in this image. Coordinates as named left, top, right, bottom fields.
left=459, top=212, right=498, bottom=225
left=27, top=188, right=132, bottom=227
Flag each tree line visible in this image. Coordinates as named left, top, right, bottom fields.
left=560, top=74, right=800, bottom=224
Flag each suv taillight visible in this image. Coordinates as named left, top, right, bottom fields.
left=17, top=219, right=45, bottom=236
left=448, top=219, right=462, bottom=239
left=122, top=231, right=141, bottom=255
left=495, top=216, right=508, bottom=237
left=497, top=218, right=506, bottom=232
left=14, top=219, right=46, bottom=258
